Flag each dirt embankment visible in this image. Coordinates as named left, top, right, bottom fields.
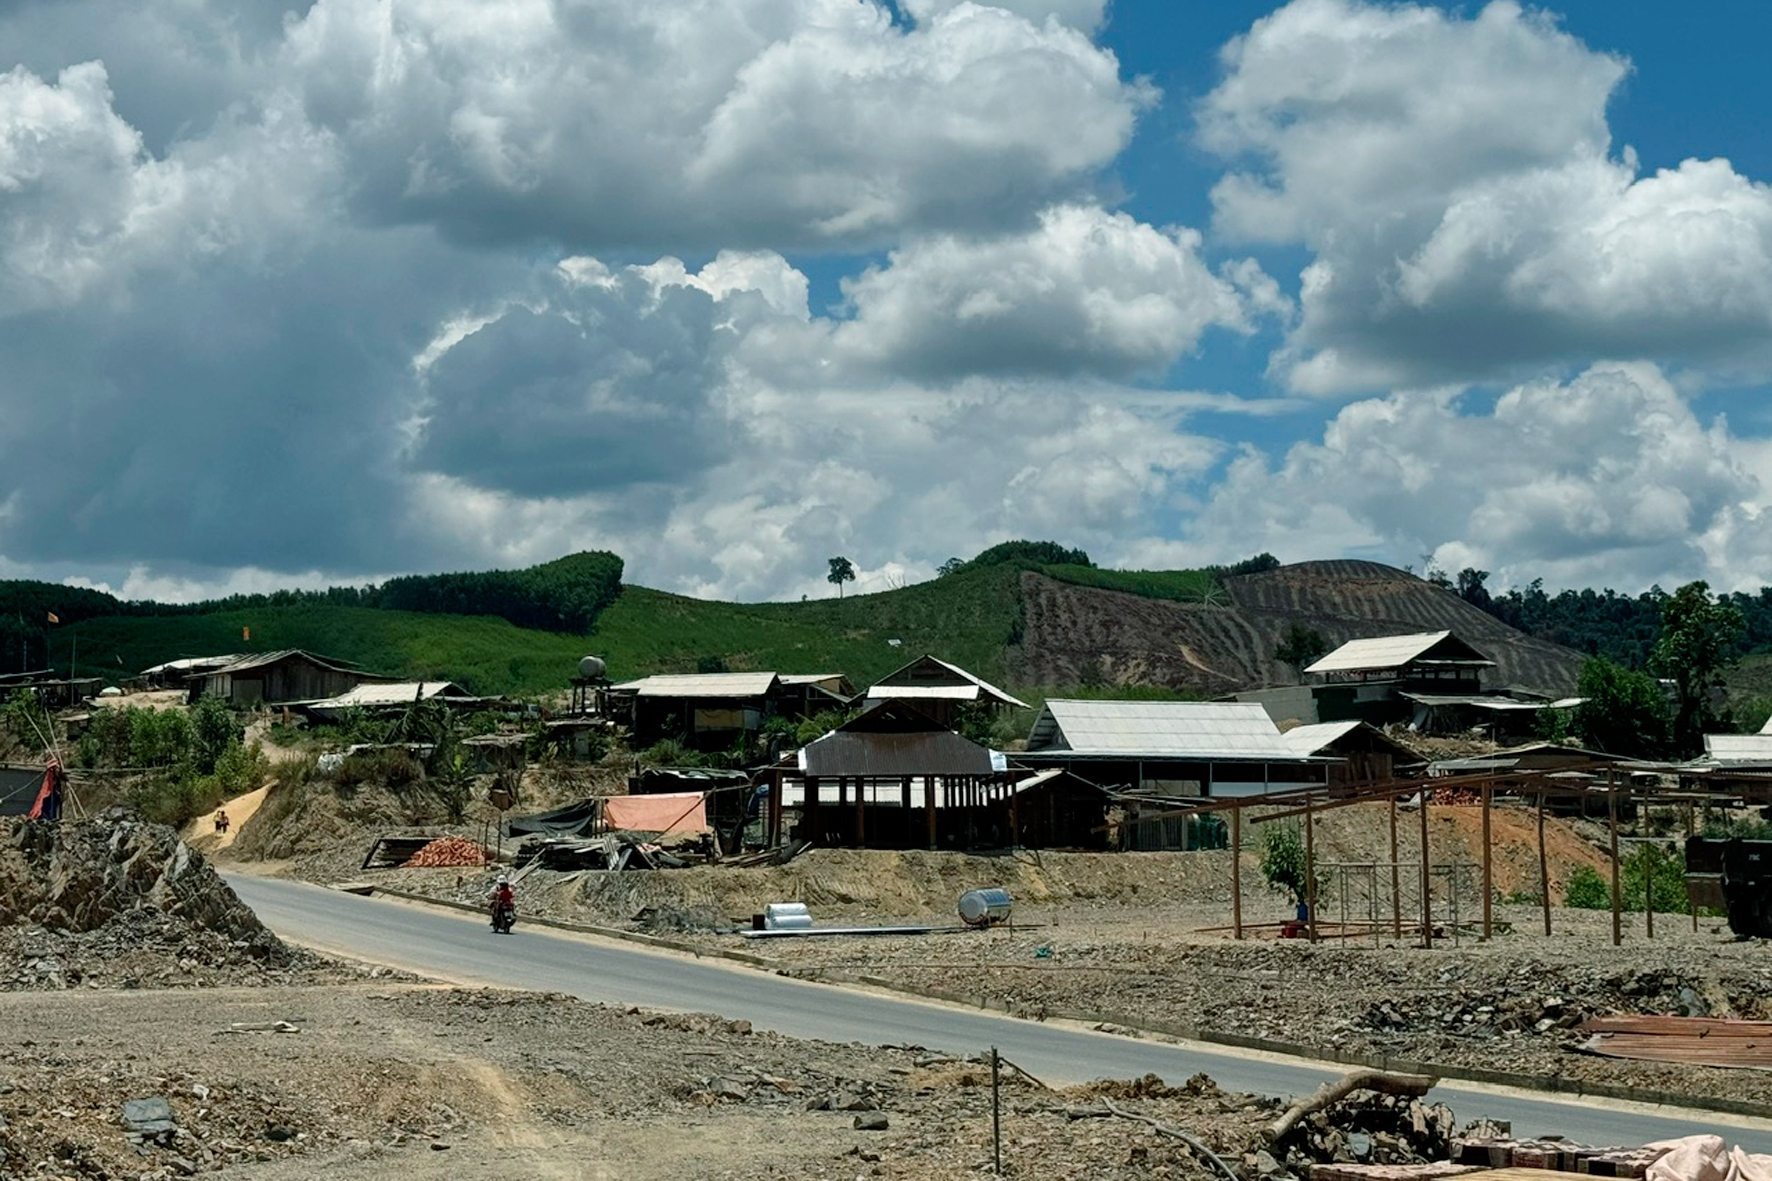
left=0, top=813, right=361, bottom=991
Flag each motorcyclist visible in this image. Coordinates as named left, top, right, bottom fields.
left=490, top=874, right=515, bottom=931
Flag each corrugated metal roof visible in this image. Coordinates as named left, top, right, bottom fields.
left=1400, top=692, right=1548, bottom=711
left=208, top=649, right=369, bottom=677
left=866, top=684, right=981, bottom=701
left=610, top=672, right=780, bottom=697
left=142, top=654, right=243, bottom=676
left=312, top=681, right=470, bottom=708
left=870, top=655, right=1029, bottom=710
left=1705, top=734, right=1772, bottom=764
left=779, top=673, right=843, bottom=686
left=1305, top=631, right=1495, bottom=674
left=1280, top=720, right=1362, bottom=755
left=1762, top=715, right=1772, bottom=736
left=799, top=729, right=1001, bottom=777
left=1027, top=700, right=1296, bottom=759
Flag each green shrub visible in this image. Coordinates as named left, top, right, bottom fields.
left=335, top=747, right=424, bottom=791
left=190, top=696, right=239, bottom=775
left=1565, top=864, right=1610, bottom=909
left=1566, top=847, right=1691, bottom=913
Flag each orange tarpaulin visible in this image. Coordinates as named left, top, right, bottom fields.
left=602, top=791, right=709, bottom=835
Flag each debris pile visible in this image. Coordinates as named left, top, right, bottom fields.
left=0, top=812, right=322, bottom=990
left=402, top=835, right=486, bottom=867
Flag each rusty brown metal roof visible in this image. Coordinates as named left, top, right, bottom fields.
left=1578, top=1015, right=1772, bottom=1069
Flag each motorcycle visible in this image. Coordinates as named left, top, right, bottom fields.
left=491, top=899, right=516, bottom=934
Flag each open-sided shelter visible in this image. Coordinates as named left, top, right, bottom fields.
left=768, top=700, right=1107, bottom=850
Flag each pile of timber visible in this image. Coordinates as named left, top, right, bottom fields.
left=512, top=834, right=691, bottom=871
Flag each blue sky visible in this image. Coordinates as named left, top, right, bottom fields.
left=1, top=0, right=1769, bottom=603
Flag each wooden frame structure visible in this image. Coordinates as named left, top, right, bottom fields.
left=1139, top=762, right=1772, bottom=948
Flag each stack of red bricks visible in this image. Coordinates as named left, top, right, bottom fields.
left=1458, top=1138, right=1671, bottom=1178
left=403, top=836, right=487, bottom=867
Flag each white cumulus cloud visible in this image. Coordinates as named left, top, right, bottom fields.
left=1201, top=0, right=1772, bottom=393
left=1185, top=362, right=1772, bottom=592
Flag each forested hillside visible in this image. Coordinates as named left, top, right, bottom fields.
left=0, top=552, right=622, bottom=672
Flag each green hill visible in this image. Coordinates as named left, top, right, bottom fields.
left=50, top=561, right=1029, bottom=697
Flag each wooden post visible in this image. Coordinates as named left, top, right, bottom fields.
left=769, top=768, right=783, bottom=847
left=1389, top=794, right=1402, bottom=939
left=806, top=776, right=820, bottom=847
left=1689, top=801, right=1699, bottom=933
left=1645, top=845, right=1654, bottom=939
left=1009, top=781, right=1020, bottom=850
left=1305, top=797, right=1318, bottom=944
left=1537, top=789, right=1552, bottom=937
left=1480, top=786, right=1493, bottom=941
left=1608, top=772, right=1622, bottom=947
left=855, top=776, right=865, bottom=847
left=1419, top=786, right=1433, bottom=948
left=901, top=776, right=912, bottom=846
left=1231, top=805, right=1243, bottom=941
left=927, top=776, right=939, bottom=850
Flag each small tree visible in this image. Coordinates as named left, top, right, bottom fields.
left=1274, top=622, right=1329, bottom=678
left=936, top=557, right=966, bottom=578
left=1652, top=581, right=1745, bottom=755
left=827, top=556, right=856, bottom=598
left=1574, top=657, right=1671, bottom=758
left=1260, top=825, right=1315, bottom=908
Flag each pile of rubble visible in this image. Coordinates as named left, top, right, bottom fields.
left=402, top=836, right=485, bottom=867
left=0, top=812, right=329, bottom=990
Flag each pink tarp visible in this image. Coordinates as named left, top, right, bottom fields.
left=602, top=791, right=709, bottom=835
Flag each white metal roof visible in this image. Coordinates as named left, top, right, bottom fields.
left=870, top=655, right=1029, bottom=710
left=779, top=674, right=844, bottom=686
left=866, top=684, right=981, bottom=701
left=1027, top=700, right=1297, bottom=759
left=315, top=681, right=470, bottom=708
left=142, top=654, right=243, bottom=676
left=611, top=672, right=780, bottom=697
left=1762, top=715, right=1772, bottom=736
left=1705, top=734, right=1772, bottom=765
left=1305, top=631, right=1494, bottom=675
left=1280, top=720, right=1362, bottom=755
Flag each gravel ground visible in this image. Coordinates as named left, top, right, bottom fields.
left=0, top=981, right=1479, bottom=1181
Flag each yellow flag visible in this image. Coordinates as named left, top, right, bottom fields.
left=45, top=611, right=58, bottom=624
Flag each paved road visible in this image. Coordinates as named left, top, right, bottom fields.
left=230, top=875, right=1772, bottom=1151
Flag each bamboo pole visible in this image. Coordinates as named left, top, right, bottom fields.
left=1608, top=772, right=1622, bottom=947
left=1537, top=789, right=1552, bottom=937
left=1481, top=786, right=1493, bottom=941
left=1231, top=805, right=1243, bottom=941
left=1418, top=787, right=1432, bottom=948
left=1389, top=795, right=1401, bottom=939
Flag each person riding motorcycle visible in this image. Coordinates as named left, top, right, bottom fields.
left=490, top=874, right=516, bottom=932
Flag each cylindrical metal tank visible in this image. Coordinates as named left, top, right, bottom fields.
left=957, top=887, right=1013, bottom=927
left=762, top=902, right=813, bottom=931
left=577, top=655, right=607, bottom=680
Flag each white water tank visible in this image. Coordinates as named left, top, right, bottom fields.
left=958, top=887, right=1013, bottom=927
left=763, top=902, right=813, bottom=931
left=578, top=655, right=607, bottom=680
